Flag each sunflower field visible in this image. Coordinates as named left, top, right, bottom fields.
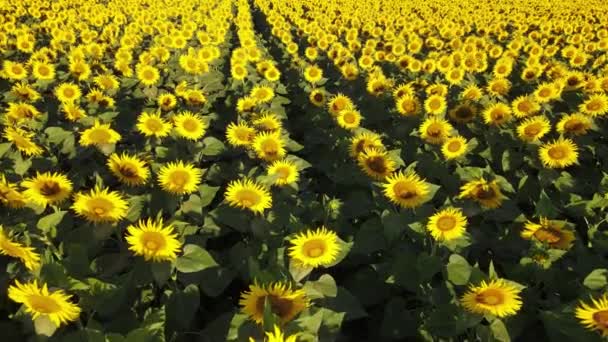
left=2, top=0, right=608, bottom=341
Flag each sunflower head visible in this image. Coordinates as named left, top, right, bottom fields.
left=225, top=179, right=272, bottom=214
left=253, top=132, right=286, bottom=162
left=125, top=218, right=182, bottom=262
left=458, top=178, right=506, bottom=209
left=441, top=136, right=468, bottom=160
left=267, top=160, right=299, bottom=186
left=72, top=186, right=129, bottom=223
left=79, top=120, right=121, bottom=147
left=383, top=171, right=431, bottom=209
left=521, top=217, right=575, bottom=250
left=516, top=116, right=551, bottom=142
left=0, top=227, right=41, bottom=270
left=173, top=111, right=208, bottom=140
left=460, top=279, right=523, bottom=318
left=576, top=294, right=608, bottom=337
left=419, top=117, right=454, bottom=145
left=288, top=227, right=341, bottom=268
left=538, top=138, right=579, bottom=169
left=136, top=112, right=173, bottom=138
left=107, top=153, right=150, bottom=186
left=556, top=113, right=593, bottom=136
left=22, top=172, right=73, bottom=207
left=239, top=282, right=309, bottom=325
left=158, top=161, right=202, bottom=195
left=427, top=207, right=468, bottom=241
left=357, top=147, right=396, bottom=180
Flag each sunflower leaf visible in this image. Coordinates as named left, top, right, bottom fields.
left=175, top=245, right=218, bottom=273
left=447, top=254, right=472, bottom=285
left=583, top=269, right=608, bottom=290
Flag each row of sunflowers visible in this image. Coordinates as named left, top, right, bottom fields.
left=1, top=0, right=608, bottom=340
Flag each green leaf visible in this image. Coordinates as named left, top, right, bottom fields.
left=175, top=244, right=218, bottom=273
left=166, top=284, right=200, bottom=331
left=199, top=184, right=220, bottom=207
left=0, top=142, right=12, bottom=157
left=535, top=190, right=559, bottom=218
left=289, top=259, right=313, bottom=282
left=201, top=137, right=226, bottom=156
left=34, top=315, right=57, bottom=337
left=14, top=154, right=31, bottom=175
left=45, top=126, right=72, bottom=145
left=490, top=319, right=511, bottom=342
left=303, top=274, right=338, bottom=299
left=150, top=261, right=172, bottom=286
left=583, top=269, right=608, bottom=290
left=447, top=254, right=472, bottom=285
left=37, top=210, right=67, bottom=232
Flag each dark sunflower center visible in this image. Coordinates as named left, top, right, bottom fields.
left=456, top=107, right=473, bottom=118
left=118, top=165, right=138, bottom=178
left=475, top=289, right=504, bottom=306
left=564, top=120, right=584, bottom=131
left=313, top=93, right=323, bottom=102
left=587, top=101, right=601, bottom=111
left=366, top=156, right=387, bottom=173
left=593, top=310, right=608, bottom=327
left=475, top=186, right=496, bottom=200
left=524, top=124, right=541, bottom=136
left=256, top=295, right=293, bottom=319
left=548, top=146, right=566, bottom=159
left=533, top=228, right=562, bottom=244
left=40, top=181, right=61, bottom=196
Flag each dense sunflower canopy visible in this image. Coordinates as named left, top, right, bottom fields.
left=1, top=0, right=608, bottom=340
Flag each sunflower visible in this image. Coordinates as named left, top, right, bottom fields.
left=55, top=83, right=82, bottom=103
left=424, top=94, right=447, bottom=115
left=309, top=89, right=326, bottom=107
left=157, top=161, right=202, bottom=195
left=72, top=186, right=128, bottom=223
left=288, top=227, right=340, bottom=268
left=231, top=64, right=248, bottom=80
left=264, top=67, right=281, bottom=82
left=0, top=175, right=27, bottom=208
left=185, top=89, right=207, bottom=106
left=253, top=132, right=286, bottom=162
left=3, top=61, right=28, bottom=80
left=21, top=172, right=72, bottom=207
left=267, top=160, right=299, bottom=186
left=521, top=217, right=575, bottom=250
left=483, top=102, right=512, bottom=126
left=461, top=84, right=483, bottom=101
left=336, top=109, right=362, bottom=129
left=538, top=138, right=579, bottom=169
left=458, top=178, right=506, bottom=209
left=349, top=132, right=383, bottom=157
left=93, top=74, right=120, bottom=91
left=226, top=122, right=256, bottom=147
left=173, top=112, right=207, bottom=140
left=3, top=126, right=43, bottom=156
left=225, top=179, right=272, bottom=214
left=396, top=95, right=421, bottom=116
left=0, top=227, right=41, bottom=270
left=62, top=103, right=87, bottom=121
left=445, top=68, right=465, bottom=86
left=136, top=112, right=173, bottom=138
left=250, top=86, right=275, bottom=103
left=556, top=113, right=593, bottom=136
left=383, top=171, right=431, bottom=209
left=237, top=96, right=257, bottom=113
left=460, top=279, right=523, bottom=318
left=328, top=93, right=354, bottom=116
left=579, top=94, right=608, bottom=117
left=486, top=78, right=511, bottom=97
left=11, top=83, right=41, bottom=102
left=80, top=121, right=121, bottom=147
left=511, top=96, right=541, bottom=118
left=8, top=280, right=81, bottom=327
left=357, top=147, right=396, bottom=180
left=427, top=207, right=468, bottom=241
left=125, top=218, right=182, bottom=262
left=157, top=93, right=177, bottom=111
left=253, top=113, right=282, bottom=132
left=107, top=153, right=149, bottom=186
left=304, top=65, right=323, bottom=83
left=419, top=117, right=454, bottom=145
left=534, top=82, right=559, bottom=103
left=516, top=116, right=551, bottom=142
left=441, top=136, right=468, bottom=160
left=137, top=64, right=160, bottom=86
left=448, top=103, right=477, bottom=123
left=259, top=325, right=298, bottom=342
left=576, top=294, right=608, bottom=337
left=239, top=282, right=309, bottom=324
left=5, top=102, right=41, bottom=123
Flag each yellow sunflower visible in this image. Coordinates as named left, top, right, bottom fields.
left=8, top=280, right=81, bottom=327
left=458, top=178, right=506, bottom=209
left=157, top=93, right=177, bottom=111
left=55, top=83, right=82, bottom=103
left=576, top=294, right=608, bottom=337
left=21, top=172, right=72, bottom=207
left=460, top=279, right=523, bottom=318
left=173, top=112, right=208, bottom=140
left=137, top=64, right=161, bottom=86
left=107, top=153, right=149, bottom=186
left=72, top=186, right=128, bottom=223
left=0, top=227, right=41, bottom=270
left=3, top=60, right=28, bottom=80
left=239, top=282, right=309, bottom=324
left=328, top=93, right=354, bottom=116
left=579, top=94, right=608, bottom=117
left=349, top=131, right=384, bottom=157
left=516, top=116, right=551, bottom=142
left=3, top=126, right=44, bottom=156
left=0, top=175, right=28, bottom=208
left=521, top=217, right=575, bottom=250
left=538, top=138, right=579, bottom=169
left=419, top=117, right=454, bottom=145
left=225, top=179, right=272, bottom=214
left=448, top=103, right=478, bottom=124
left=125, top=218, right=182, bottom=262
left=252, top=132, right=286, bottom=162
left=267, top=160, right=299, bottom=186
left=250, top=86, right=275, bottom=103
left=80, top=121, right=121, bottom=146
left=427, top=207, right=468, bottom=241
left=258, top=325, right=298, bottom=342
left=336, top=109, right=362, bottom=130
left=483, top=102, right=512, bottom=126
left=556, top=113, right=593, bottom=136
left=357, top=147, right=396, bottom=180
left=136, top=112, right=173, bottom=138
left=424, top=94, right=447, bottom=115
left=396, top=95, right=421, bottom=116
left=226, top=122, right=256, bottom=147
left=288, top=227, right=341, bottom=268
left=304, top=65, right=323, bottom=83
left=441, top=136, right=469, bottom=160
left=383, top=171, right=431, bottom=209
left=157, top=161, right=202, bottom=195
left=62, top=103, right=87, bottom=121
left=253, top=113, right=282, bottom=132
left=511, top=96, right=541, bottom=118
left=309, top=89, right=326, bottom=107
